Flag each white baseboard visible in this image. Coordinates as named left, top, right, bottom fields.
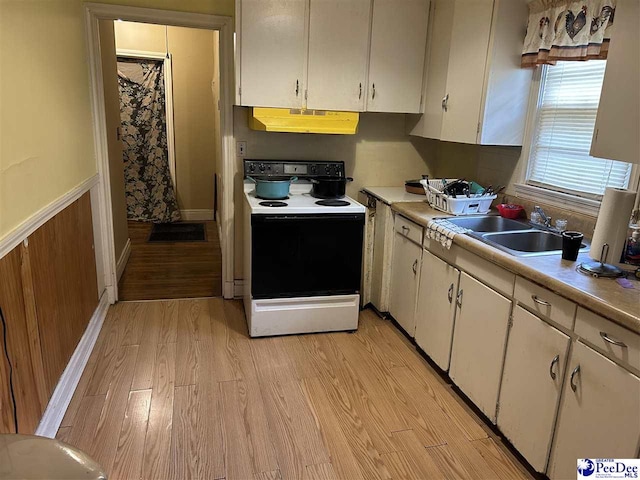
left=35, top=292, right=110, bottom=438
left=234, top=280, right=245, bottom=298
left=180, top=209, right=214, bottom=221
left=116, top=238, right=131, bottom=282
left=0, top=174, right=99, bottom=260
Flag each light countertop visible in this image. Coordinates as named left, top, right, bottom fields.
left=362, top=186, right=426, bottom=205
left=392, top=201, right=640, bottom=334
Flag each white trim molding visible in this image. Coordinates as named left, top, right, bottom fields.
left=116, top=238, right=132, bottom=282
left=180, top=209, right=215, bottom=221
left=0, top=175, right=99, bottom=260
left=35, top=292, right=110, bottom=438
left=84, top=3, right=236, bottom=301
left=234, top=280, right=245, bottom=298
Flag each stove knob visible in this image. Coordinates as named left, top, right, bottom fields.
left=259, top=163, right=265, bottom=172
left=325, top=165, right=331, bottom=174
left=249, top=164, right=255, bottom=172
left=310, top=165, right=317, bottom=174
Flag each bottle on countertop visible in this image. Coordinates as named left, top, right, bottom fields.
left=624, top=226, right=640, bottom=265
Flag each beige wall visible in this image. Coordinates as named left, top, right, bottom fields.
left=114, top=22, right=218, bottom=212
left=233, top=107, right=438, bottom=278
left=0, top=0, right=96, bottom=238
left=0, top=0, right=229, bottom=242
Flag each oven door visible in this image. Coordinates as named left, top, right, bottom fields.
left=251, top=213, right=365, bottom=299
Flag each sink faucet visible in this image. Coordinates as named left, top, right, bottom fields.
left=533, top=206, right=552, bottom=228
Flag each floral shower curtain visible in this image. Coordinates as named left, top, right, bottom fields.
left=117, top=58, right=180, bottom=223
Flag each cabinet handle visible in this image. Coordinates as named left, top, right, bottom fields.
left=599, top=331, right=627, bottom=348
left=401, top=225, right=410, bottom=234
left=549, top=354, right=559, bottom=380
left=447, top=283, right=454, bottom=304
left=296, top=79, right=299, bottom=97
left=359, top=83, right=362, bottom=100
left=372, top=83, right=376, bottom=100
left=570, top=364, right=580, bottom=392
left=531, top=295, right=551, bottom=307
left=412, top=260, right=418, bottom=275
left=442, top=93, right=449, bottom=112
left=456, top=289, right=463, bottom=308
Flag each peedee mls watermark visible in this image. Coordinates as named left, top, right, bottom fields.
left=578, top=459, right=640, bottom=479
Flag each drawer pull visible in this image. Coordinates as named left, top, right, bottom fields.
left=456, top=289, right=463, bottom=308
left=401, top=225, right=410, bottom=233
left=599, top=331, right=627, bottom=348
left=532, top=295, right=551, bottom=307
left=549, top=354, right=559, bottom=380
left=570, top=365, right=580, bottom=392
left=447, top=283, right=454, bottom=304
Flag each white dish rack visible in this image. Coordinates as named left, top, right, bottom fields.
left=420, top=179, right=497, bottom=215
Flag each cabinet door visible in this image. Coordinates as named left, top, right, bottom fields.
left=590, top=0, right=639, bottom=164
left=370, top=202, right=394, bottom=313
left=440, top=0, right=494, bottom=144
left=239, top=0, right=307, bottom=108
left=547, top=342, right=640, bottom=480
left=306, top=0, right=371, bottom=111
left=449, top=271, right=511, bottom=421
left=414, top=250, right=460, bottom=371
left=366, top=0, right=429, bottom=113
left=389, top=233, right=421, bottom=337
left=498, top=306, right=570, bottom=473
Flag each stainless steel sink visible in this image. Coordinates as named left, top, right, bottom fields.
left=444, top=215, right=529, bottom=232
left=469, top=230, right=589, bottom=257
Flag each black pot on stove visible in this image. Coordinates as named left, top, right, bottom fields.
left=310, top=176, right=354, bottom=199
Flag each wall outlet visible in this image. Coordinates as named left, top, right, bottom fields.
left=237, top=141, right=247, bottom=157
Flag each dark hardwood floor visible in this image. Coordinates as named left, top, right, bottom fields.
left=118, top=220, right=222, bottom=301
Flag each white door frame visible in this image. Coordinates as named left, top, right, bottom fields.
left=116, top=49, right=178, bottom=191
left=84, top=3, right=236, bottom=302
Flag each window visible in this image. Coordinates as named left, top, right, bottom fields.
left=526, top=60, right=633, bottom=199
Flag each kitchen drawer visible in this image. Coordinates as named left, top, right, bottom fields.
left=575, top=307, right=640, bottom=372
left=394, top=214, right=423, bottom=246
left=514, top=277, right=576, bottom=330
left=453, top=246, right=515, bottom=297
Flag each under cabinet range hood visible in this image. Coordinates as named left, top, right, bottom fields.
left=249, top=107, right=359, bottom=135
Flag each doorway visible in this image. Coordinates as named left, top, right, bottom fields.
left=107, top=21, right=222, bottom=300
left=84, top=5, right=235, bottom=303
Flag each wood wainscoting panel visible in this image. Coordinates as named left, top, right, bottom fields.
left=27, top=192, right=99, bottom=394
left=0, top=247, right=45, bottom=433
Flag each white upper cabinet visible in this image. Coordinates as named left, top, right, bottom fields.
left=306, top=0, right=371, bottom=111
left=410, top=0, right=533, bottom=145
left=366, top=0, right=430, bottom=113
left=590, top=0, right=640, bottom=164
left=238, top=0, right=308, bottom=108
left=236, top=0, right=430, bottom=113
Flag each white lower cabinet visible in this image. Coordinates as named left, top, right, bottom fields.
left=414, top=250, right=460, bottom=370
left=389, top=231, right=421, bottom=337
left=498, top=306, right=570, bottom=473
left=449, top=272, right=512, bottom=421
left=547, top=341, right=640, bottom=480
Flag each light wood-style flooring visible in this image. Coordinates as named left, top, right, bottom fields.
left=57, top=299, right=533, bottom=480
left=118, top=221, right=222, bottom=301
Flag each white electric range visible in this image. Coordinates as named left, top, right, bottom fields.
left=242, top=159, right=366, bottom=337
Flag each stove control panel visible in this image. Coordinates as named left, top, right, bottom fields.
left=244, top=160, right=345, bottom=179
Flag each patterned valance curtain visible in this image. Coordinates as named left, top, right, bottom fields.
left=521, top=0, right=616, bottom=68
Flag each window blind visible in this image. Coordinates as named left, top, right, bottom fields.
left=528, top=60, right=632, bottom=198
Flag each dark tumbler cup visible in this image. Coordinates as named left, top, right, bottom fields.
left=562, top=231, right=583, bottom=261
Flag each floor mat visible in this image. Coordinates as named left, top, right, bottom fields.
left=148, top=222, right=207, bottom=242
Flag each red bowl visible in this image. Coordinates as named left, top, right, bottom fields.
left=496, top=203, right=524, bottom=219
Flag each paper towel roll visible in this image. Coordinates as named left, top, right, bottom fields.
left=590, top=188, right=637, bottom=263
